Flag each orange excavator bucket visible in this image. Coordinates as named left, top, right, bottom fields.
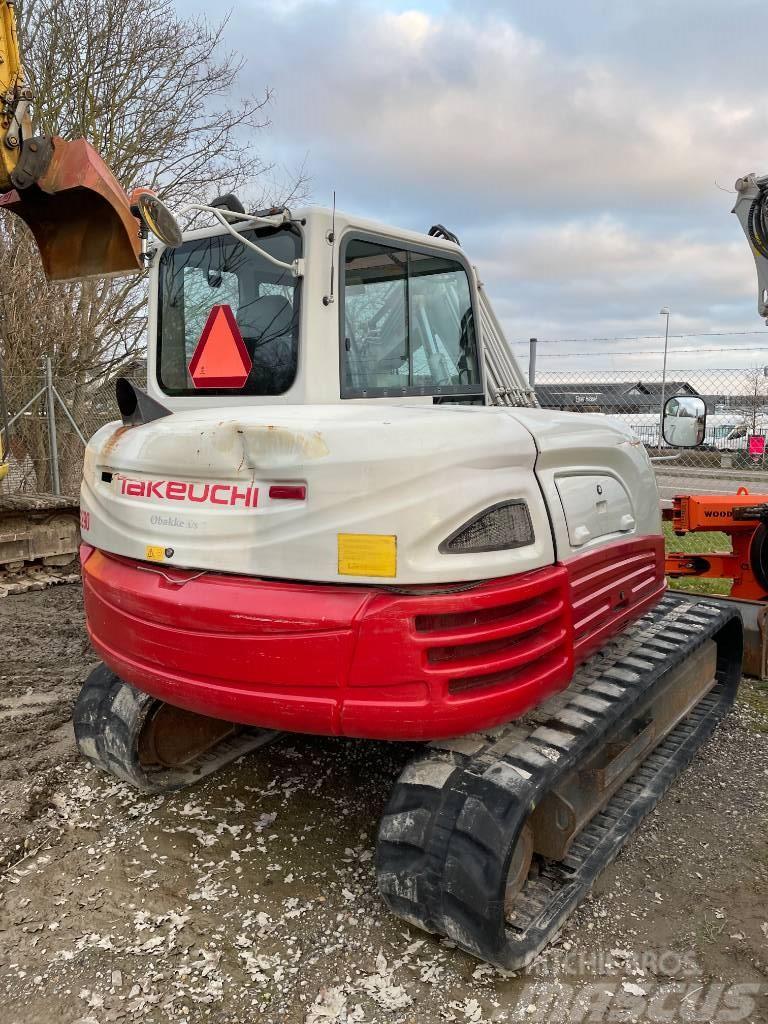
left=0, top=136, right=143, bottom=281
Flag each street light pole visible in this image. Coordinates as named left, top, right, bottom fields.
left=659, top=306, right=670, bottom=442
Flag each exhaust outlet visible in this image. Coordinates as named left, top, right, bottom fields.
left=115, top=378, right=172, bottom=426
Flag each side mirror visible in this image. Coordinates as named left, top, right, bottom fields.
left=662, top=395, right=706, bottom=448
left=135, top=192, right=183, bottom=248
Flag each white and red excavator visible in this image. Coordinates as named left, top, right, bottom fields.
left=0, top=0, right=752, bottom=968
left=70, top=200, right=743, bottom=968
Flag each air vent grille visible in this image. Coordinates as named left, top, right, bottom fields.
left=441, top=500, right=534, bottom=554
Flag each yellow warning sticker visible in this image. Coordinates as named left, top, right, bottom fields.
left=145, top=545, right=165, bottom=563
left=338, top=534, right=397, bottom=577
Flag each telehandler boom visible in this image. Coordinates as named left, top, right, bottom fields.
left=733, top=172, right=768, bottom=320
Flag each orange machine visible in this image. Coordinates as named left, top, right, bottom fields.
left=665, top=489, right=768, bottom=678
left=665, top=488, right=768, bottom=601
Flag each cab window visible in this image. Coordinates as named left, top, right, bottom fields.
left=341, top=237, right=480, bottom=397
left=157, top=226, right=301, bottom=396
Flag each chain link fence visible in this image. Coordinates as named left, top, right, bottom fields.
left=1, top=357, right=767, bottom=501
left=0, top=363, right=145, bottom=497
left=533, top=364, right=768, bottom=498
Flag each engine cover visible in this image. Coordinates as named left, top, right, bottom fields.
left=81, top=403, right=660, bottom=585
left=81, top=403, right=553, bottom=584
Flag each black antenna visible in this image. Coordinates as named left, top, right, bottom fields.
left=323, top=190, right=336, bottom=306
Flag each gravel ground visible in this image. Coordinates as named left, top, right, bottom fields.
left=0, top=585, right=766, bottom=1024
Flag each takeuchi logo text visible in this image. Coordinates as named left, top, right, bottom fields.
left=119, top=476, right=258, bottom=508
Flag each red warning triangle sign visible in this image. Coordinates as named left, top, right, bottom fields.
left=188, top=305, right=252, bottom=389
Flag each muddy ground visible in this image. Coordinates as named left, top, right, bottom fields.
left=0, top=585, right=766, bottom=1024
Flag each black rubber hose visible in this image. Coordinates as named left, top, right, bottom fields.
left=428, top=224, right=461, bottom=245
left=748, top=186, right=768, bottom=259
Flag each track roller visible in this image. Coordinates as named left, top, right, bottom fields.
left=73, top=664, right=277, bottom=793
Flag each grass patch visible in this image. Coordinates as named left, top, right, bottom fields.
left=667, top=577, right=732, bottom=596
left=663, top=522, right=733, bottom=597
left=662, top=522, right=731, bottom=554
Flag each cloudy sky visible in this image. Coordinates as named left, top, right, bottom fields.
left=179, top=0, right=768, bottom=374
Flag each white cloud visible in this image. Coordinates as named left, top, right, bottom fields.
left=468, top=214, right=762, bottom=367
left=238, top=3, right=765, bottom=214
left=177, top=0, right=768, bottom=357
left=382, top=10, right=433, bottom=46
left=480, top=216, right=752, bottom=296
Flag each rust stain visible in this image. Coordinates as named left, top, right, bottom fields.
left=101, top=424, right=132, bottom=458
left=236, top=424, right=330, bottom=466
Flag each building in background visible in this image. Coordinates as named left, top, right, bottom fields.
left=535, top=380, right=701, bottom=414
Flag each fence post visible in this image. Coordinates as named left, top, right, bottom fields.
left=0, top=354, right=10, bottom=465
left=528, top=337, right=537, bottom=388
left=44, top=356, right=61, bottom=495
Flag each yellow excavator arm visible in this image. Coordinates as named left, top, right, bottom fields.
left=0, top=0, right=143, bottom=280
left=0, top=0, right=31, bottom=191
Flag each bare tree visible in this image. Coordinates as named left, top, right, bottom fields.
left=1, top=0, right=306, bottom=491
left=740, top=364, right=768, bottom=436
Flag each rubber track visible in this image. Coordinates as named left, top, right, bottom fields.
left=73, top=664, right=278, bottom=793
left=376, top=593, right=743, bottom=968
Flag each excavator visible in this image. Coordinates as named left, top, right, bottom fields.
left=69, top=200, right=744, bottom=970
left=0, top=0, right=750, bottom=969
left=68, top=199, right=745, bottom=966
